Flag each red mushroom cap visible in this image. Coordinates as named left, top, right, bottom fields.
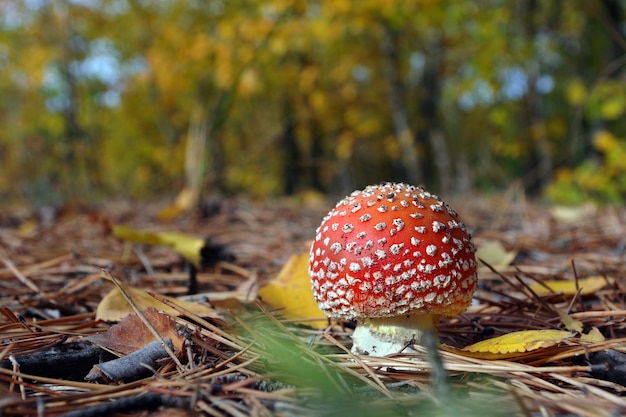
left=309, top=183, right=477, bottom=321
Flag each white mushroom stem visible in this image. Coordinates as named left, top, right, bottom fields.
left=351, top=313, right=440, bottom=356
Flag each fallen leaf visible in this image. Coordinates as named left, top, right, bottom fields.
left=581, top=327, right=605, bottom=343
left=476, top=240, right=517, bottom=269
left=157, top=232, right=205, bottom=267
left=96, top=281, right=222, bottom=321
left=112, top=225, right=204, bottom=267
left=17, top=219, right=38, bottom=237
left=178, top=273, right=258, bottom=310
left=157, top=188, right=197, bottom=221
left=112, top=224, right=163, bottom=246
left=557, top=309, right=583, bottom=333
left=87, top=307, right=184, bottom=354
left=549, top=205, right=595, bottom=223
left=462, top=329, right=573, bottom=356
left=258, top=252, right=327, bottom=328
left=528, top=276, right=610, bottom=297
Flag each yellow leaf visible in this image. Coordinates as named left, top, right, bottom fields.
left=112, top=224, right=163, bottom=246
left=581, top=327, right=605, bottom=343
left=549, top=205, right=595, bottom=223
left=566, top=79, right=587, bottom=106
left=528, top=276, right=610, bottom=297
left=476, top=240, right=517, bottom=269
left=96, top=282, right=221, bottom=322
left=557, top=309, right=583, bottom=333
left=593, top=130, right=620, bottom=153
left=112, top=225, right=204, bottom=267
left=16, top=219, right=38, bottom=237
left=601, top=95, right=626, bottom=120
left=259, top=252, right=328, bottom=329
left=157, top=188, right=196, bottom=221
left=157, top=232, right=204, bottom=267
left=463, top=330, right=572, bottom=356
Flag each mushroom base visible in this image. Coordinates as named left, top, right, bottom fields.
left=351, top=314, right=439, bottom=356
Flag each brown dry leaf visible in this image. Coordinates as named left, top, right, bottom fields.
left=461, top=329, right=573, bottom=357
left=528, top=276, right=611, bottom=297
left=96, top=282, right=222, bottom=321
left=87, top=307, right=184, bottom=354
left=258, top=252, right=327, bottom=328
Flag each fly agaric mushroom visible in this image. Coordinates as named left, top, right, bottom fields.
left=309, top=182, right=477, bottom=356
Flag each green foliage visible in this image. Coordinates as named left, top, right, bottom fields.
left=234, top=310, right=515, bottom=417
left=546, top=131, right=626, bottom=205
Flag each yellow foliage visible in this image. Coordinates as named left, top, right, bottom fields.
left=157, top=188, right=197, bottom=221
left=269, top=37, right=287, bottom=55
left=475, top=240, right=517, bottom=270
left=299, top=67, right=318, bottom=93
left=238, top=69, right=259, bottom=96
left=593, top=130, right=620, bottom=153
left=340, top=83, right=358, bottom=101
left=336, top=132, right=355, bottom=160
left=309, top=90, right=327, bottom=113
left=580, top=327, right=605, bottom=343
left=238, top=18, right=273, bottom=42
left=462, top=330, right=572, bottom=357
left=237, top=44, right=255, bottom=64
left=557, top=309, right=583, bottom=333
left=528, top=276, right=611, bottom=297
left=454, top=326, right=604, bottom=360
left=112, top=225, right=205, bottom=267
left=187, top=34, right=212, bottom=61
left=20, top=44, right=52, bottom=85
left=215, top=57, right=233, bottom=88
left=549, top=204, right=595, bottom=222
left=217, top=20, right=236, bottom=40
left=258, top=252, right=328, bottom=328
left=565, top=78, right=587, bottom=106
left=488, top=107, right=508, bottom=126
left=600, top=95, right=626, bottom=120
left=384, top=135, right=400, bottom=158
left=96, top=281, right=220, bottom=322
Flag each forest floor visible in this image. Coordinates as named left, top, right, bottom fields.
left=1, top=192, right=626, bottom=417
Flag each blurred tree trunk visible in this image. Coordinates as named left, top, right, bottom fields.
left=379, top=21, right=422, bottom=186
left=182, top=105, right=207, bottom=208
left=59, top=38, right=83, bottom=199
left=522, top=0, right=552, bottom=194
left=455, top=154, right=473, bottom=194
left=524, top=71, right=551, bottom=194
left=281, top=98, right=299, bottom=195
left=48, top=1, right=89, bottom=202
left=418, top=36, right=452, bottom=194
left=309, top=115, right=330, bottom=192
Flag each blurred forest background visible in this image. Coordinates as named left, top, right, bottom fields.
left=1, top=0, right=626, bottom=208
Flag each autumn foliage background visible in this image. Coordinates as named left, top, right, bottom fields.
left=1, top=1, right=626, bottom=206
